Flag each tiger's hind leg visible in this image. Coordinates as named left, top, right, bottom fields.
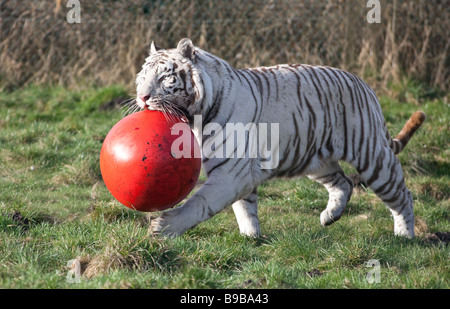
left=307, top=161, right=354, bottom=227
left=232, top=189, right=260, bottom=237
left=356, top=147, right=414, bottom=237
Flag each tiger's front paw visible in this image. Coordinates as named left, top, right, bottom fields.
left=150, top=208, right=188, bottom=237
left=320, top=209, right=341, bottom=227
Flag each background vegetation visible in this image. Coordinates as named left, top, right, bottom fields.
left=0, top=0, right=448, bottom=289
left=0, top=0, right=448, bottom=91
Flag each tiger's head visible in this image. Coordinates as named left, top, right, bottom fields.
left=135, top=38, right=204, bottom=122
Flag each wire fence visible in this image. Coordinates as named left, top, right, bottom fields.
left=0, top=0, right=448, bottom=91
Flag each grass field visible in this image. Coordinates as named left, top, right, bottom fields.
left=0, top=83, right=448, bottom=289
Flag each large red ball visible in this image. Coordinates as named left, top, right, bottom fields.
left=100, top=110, right=201, bottom=212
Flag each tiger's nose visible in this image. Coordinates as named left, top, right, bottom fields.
left=140, top=95, right=150, bottom=103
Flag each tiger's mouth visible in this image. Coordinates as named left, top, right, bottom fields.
left=144, top=97, right=192, bottom=123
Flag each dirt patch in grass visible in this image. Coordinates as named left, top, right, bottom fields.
left=305, top=268, right=324, bottom=278
left=424, top=232, right=450, bottom=245
left=1, top=210, right=30, bottom=232
left=82, top=252, right=143, bottom=279
left=11, top=211, right=30, bottom=230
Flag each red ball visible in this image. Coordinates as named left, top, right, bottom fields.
left=100, top=110, right=201, bottom=212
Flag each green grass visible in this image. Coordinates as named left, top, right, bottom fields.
left=0, top=83, right=448, bottom=289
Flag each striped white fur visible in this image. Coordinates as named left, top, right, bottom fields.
left=135, top=39, right=425, bottom=238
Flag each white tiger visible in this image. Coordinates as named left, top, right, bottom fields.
left=135, top=38, right=425, bottom=238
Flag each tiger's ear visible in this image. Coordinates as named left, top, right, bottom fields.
left=150, top=41, right=162, bottom=55
left=177, top=38, right=195, bottom=60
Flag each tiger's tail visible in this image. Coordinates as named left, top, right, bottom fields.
left=390, top=111, right=426, bottom=154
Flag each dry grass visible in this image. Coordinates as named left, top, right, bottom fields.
left=0, top=0, right=448, bottom=91
left=79, top=222, right=179, bottom=279
left=51, top=158, right=98, bottom=186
